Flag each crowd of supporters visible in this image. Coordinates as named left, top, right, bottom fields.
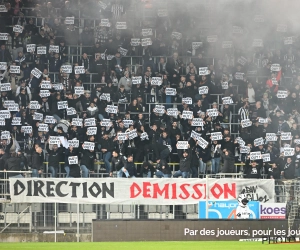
left=0, top=0, right=300, bottom=180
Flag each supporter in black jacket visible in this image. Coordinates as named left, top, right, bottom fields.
left=267, top=162, right=281, bottom=179
left=155, top=158, right=171, bottom=177
left=3, top=152, right=23, bottom=178
left=281, top=157, right=295, bottom=180
left=122, top=155, right=137, bottom=178
left=65, top=147, right=80, bottom=178
left=80, top=147, right=96, bottom=177
left=244, top=159, right=261, bottom=179
left=99, top=132, right=114, bottom=173
left=217, top=146, right=235, bottom=173
left=46, top=141, right=63, bottom=178
left=31, top=146, right=44, bottom=177
left=110, top=150, right=125, bottom=177
left=140, top=161, right=155, bottom=178
left=173, top=145, right=192, bottom=178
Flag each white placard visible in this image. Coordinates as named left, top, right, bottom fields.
left=37, top=46, right=47, bottom=54
left=130, top=38, right=141, bottom=46
left=0, top=118, right=5, bottom=126
left=11, top=117, right=21, bottom=126
left=171, top=32, right=182, bottom=40
left=240, top=146, right=250, bottom=154
left=241, top=119, right=252, bottom=128
left=262, top=153, right=270, bottom=163
left=0, top=5, right=7, bottom=12
left=49, top=45, right=59, bottom=53
left=254, top=137, right=264, bottom=146
left=132, top=76, right=142, bottom=84
left=141, top=38, right=152, bottom=46
left=254, top=15, right=264, bottom=23
left=72, top=118, right=83, bottom=126
left=258, top=118, right=268, bottom=124
left=0, top=33, right=8, bottom=40
left=250, top=151, right=261, bottom=160
left=41, top=81, right=52, bottom=89
left=0, top=62, right=7, bottom=70
left=67, top=107, right=76, bottom=116
left=53, top=84, right=64, bottom=91
left=13, top=25, right=23, bottom=33
left=167, top=108, right=178, bottom=116
left=57, top=101, right=68, bottom=110
left=222, top=96, right=233, bottom=104
left=142, top=29, right=152, bottom=36
left=154, top=105, right=165, bottom=114
left=68, top=140, right=79, bottom=148
left=182, top=111, right=193, bottom=120
left=98, top=1, right=107, bottom=9
left=82, top=142, right=95, bottom=151
left=177, top=141, right=188, bottom=149
left=87, top=127, right=97, bottom=135
left=197, top=137, right=209, bottom=149
left=252, top=39, right=263, bottom=47
left=276, top=90, right=287, bottom=99
left=40, top=90, right=50, bottom=98
left=74, top=87, right=84, bottom=95
left=7, top=103, right=19, bottom=111
left=119, top=47, right=128, bottom=56
left=191, top=130, right=201, bottom=141
left=123, top=120, right=133, bottom=128
left=232, top=26, right=243, bottom=34
left=100, top=93, right=110, bottom=102
left=235, top=72, right=244, bottom=80
left=31, top=68, right=42, bottom=78
left=207, top=35, right=218, bottom=43
left=100, top=19, right=110, bottom=27
left=151, top=77, right=162, bottom=86
left=100, top=119, right=112, bottom=127
left=271, top=64, right=281, bottom=72
left=157, top=9, right=168, bottom=17
left=0, top=83, right=11, bottom=92
left=106, top=105, right=118, bottom=114
left=221, top=82, right=228, bottom=89
left=191, top=118, right=203, bottom=127
left=237, top=56, right=247, bottom=65
left=74, top=66, right=85, bottom=74
left=65, top=17, right=75, bottom=25
left=38, top=123, right=49, bottom=132
left=29, top=101, right=40, bottom=110
left=116, top=22, right=127, bottom=29
left=68, top=156, right=78, bottom=165
left=271, top=78, right=278, bottom=86
left=222, top=41, right=233, bottom=49
left=45, top=116, right=56, bottom=124
left=10, top=65, right=20, bottom=74
left=207, top=109, right=219, bottom=117
left=84, top=118, right=96, bottom=127
left=283, top=148, right=294, bottom=157
left=21, top=126, right=32, bottom=134
left=0, top=110, right=10, bottom=119
left=198, top=67, right=210, bottom=76
left=165, top=88, right=176, bottom=96
left=198, top=86, right=209, bottom=95
left=211, top=132, right=223, bottom=141
left=277, top=24, right=287, bottom=32
left=192, top=42, right=202, bottom=50
left=1, top=131, right=10, bottom=139
left=49, top=136, right=61, bottom=145
left=128, top=129, right=138, bottom=140
left=106, top=55, right=114, bottom=60
left=182, top=97, right=192, bottom=105
left=281, top=132, right=292, bottom=141
left=33, top=112, right=43, bottom=121
left=140, top=132, right=149, bottom=141
left=284, top=37, right=294, bottom=45
left=266, top=133, right=277, bottom=142
left=117, top=133, right=128, bottom=141
left=294, top=139, right=300, bottom=145
left=61, top=65, right=72, bottom=73
left=26, top=44, right=36, bottom=53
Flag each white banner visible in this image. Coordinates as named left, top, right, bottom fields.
left=67, top=107, right=76, bottom=116
left=11, top=117, right=21, bottom=125
left=222, top=96, right=233, bottom=104
left=65, top=17, right=74, bottom=25
left=130, top=38, right=141, bottom=46
left=87, top=127, right=97, bottom=135
left=197, top=137, right=209, bottom=149
left=38, top=123, right=49, bottom=132
left=49, top=45, right=59, bottom=53
left=207, top=109, right=218, bottom=117
left=0, top=62, right=7, bottom=70
left=132, top=76, right=142, bottom=84
left=277, top=90, right=287, bottom=99
left=9, top=178, right=275, bottom=204
left=41, top=81, right=52, bottom=89
left=40, top=90, right=50, bottom=98
left=72, top=118, right=83, bottom=126
left=21, top=126, right=32, bottom=134
left=207, top=35, right=218, bottom=43
left=142, top=29, right=152, bottom=36
left=283, top=148, right=294, bottom=157
left=33, top=112, right=43, bottom=121
left=254, top=137, right=264, bottom=146
left=26, top=44, right=36, bottom=53
left=221, top=82, right=228, bottom=89
left=266, top=133, right=277, bottom=142
left=192, top=42, right=202, bottom=49
left=0, top=110, right=10, bottom=119
left=116, top=22, right=127, bottom=29
left=61, top=65, right=72, bottom=73
left=100, top=19, right=110, bottom=27
left=0, top=33, right=8, bottom=40
left=68, top=140, right=79, bottom=148
left=222, top=41, right=233, bottom=49
left=74, top=87, right=84, bottom=95
left=281, top=132, right=292, bottom=141
left=262, top=153, right=270, bottom=163
left=154, top=105, right=165, bottom=114
left=82, top=142, right=95, bottom=150
left=271, top=64, right=281, bottom=72
left=106, top=105, right=118, bottom=114
left=45, top=116, right=56, bottom=124
left=0, top=83, right=11, bottom=92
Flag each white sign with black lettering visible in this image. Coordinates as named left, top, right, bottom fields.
left=154, top=105, right=165, bottom=114
left=0, top=83, right=11, bottom=91
left=68, top=140, right=79, bottom=148
left=31, top=68, right=42, bottom=78
left=141, top=38, right=152, bottom=46
left=21, top=126, right=32, bottom=134
left=130, top=38, right=141, bottom=46
left=26, top=44, right=36, bottom=53
left=240, top=146, right=250, bottom=154
left=211, top=132, right=223, bottom=141
left=191, top=118, right=203, bottom=127
left=83, top=142, right=95, bottom=151
left=262, top=153, right=270, bottom=163
left=33, top=112, right=43, bottom=121
left=123, top=120, right=133, bottom=128
left=61, top=65, right=72, bottom=73
left=74, top=66, right=85, bottom=74
left=0, top=118, right=5, bottom=126
left=294, top=139, right=300, bottom=145
left=252, top=39, right=263, bottom=47
left=67, top=108, right=76, bottom=116
left=236, top=137, right=245, bottom=146
left=151, top=77, right=162, bottom=86
left=98, top=1, right=107, bottom=9
left=198, top=67, right=210, bottom=76
left=191, top=130, right=201, bottom=141
left=140, top=132, right=148, bottom=141
left=0, top=62, right=7, bottom=70
left=232, top=26, right=243, bottom=34
left=182, top=97, right=192, bottom=105
left=258, top=118, right=268, bottom=124
left=7, top=103, right=19, bottom=111
left=197, top=137, right=209, bottom=149
left=237, top=56, right=247, bottom=65
left=198, top=85, right=209, bottom=95
left=281, top=132, right=292, bottom=141
left=207, top=109, right=219, bottom=117
left=254, top=15, right=264, bottom=23
left=241, top=119, right=252, bottom=128
left=235, top=72, right=244, bottom=80
left=45, top=116, right=56, bottom=124
left=222, top=97, right=233, bottom=104
left=68, top=156, right=78, bottom=165
left=271, top=64, right=281, bottom=72
left=100, top=19, right=110, bottom=27
left=222, top=82, right=228, bottom=89
left=142, top=29, right=152, bottom=36
left=100, top=119, right=111, bottom=127
left=254, top=137, right=264, bottom=146
left=13, top=25, right=23, bottom=33
left=84, top=118, right=96, bottom=127
left=37, top=46, right=46, bottom=54
left=119, top=47, right=128, bottom=56
left=10, top=65, right=20, bottom=74
left=0, top=110, right=10, bottom=119
left=49, top=136, right=61, bottom=145
left=87, top=127, right=97, bottom=135
left=265, top=133, right=277, bottom=142
left=106, top=55, right=114, bottom=60
left=41, top=81, right=52, bottom=89
left=284, top=148, right=294, bottom=157
left=157, top=9, right=167, bottom=17
left=192, top=42, right=202, bottom=50
left=250, top=152, right=261, bottom=160
left=165, top=88, right=176, bottom=96
left=222, top=41, right=233, bottom=49
left=116, top=22, right=127, bottom=29
left=182, top=111, right=193, bottom=120
left=271, top=78, right=278, bottom=85
left=65, top=17, right=75, bottom=25
left=171, top=32, right=182, bottom=40
left=117, top=133, right=128, bottom=141
left=207, top=35, right=218, bottom=43
left=277, top=24, right=287, bottom=32
left=11, top=117, right=21, bottom=126
left=0, top=5, right=7, bottom=12
left=176, top=141, right=188, bottom=149
left=57, top=101, right=68, bottom=110
left=29, top=101, right=40, bottom=110
left=1, top=131, right=10, bottom=139
left=167, top=108, right=178, bottom=116
left=74, top=87, right=84, bottom=95
left=132, top=76, right=142, bottom=84
left=53, top=84, right=64, bottom=91
left=72, top=118, right=83, bottom=127
left=38, top=123, right=49, bottom=132
left=40, top=90, right=50, bottom=98
left=100, top=93, right=110, bottom=102
left=106, top=105, right=118, bottom=114
left=49, top=45, right=59, bottom=53
left=284, top=37, right=294, bottom=45
left=128, top=130, right=138, bottom=140
left=0, top=33, right=8, bottom=40
left=276, top=90, right=287, bottom=99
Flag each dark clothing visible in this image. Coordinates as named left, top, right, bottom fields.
left=244, top=160, right=261, bottom=178
left=4, top=156, right=22, bottom=177
left=177, top=149, right=192, bottom=172
left=156, top=159, right=171, bottom=175
left=80, top=149, right=96, bottom=170
left=217, top=148, right=235, bottom=173
left=111, top=155, right=125, bottom=172
left=46, top=144, right=63, bottom=167
left=31, top=151, right=43, bottom=170
left=124, top=160, right=137, bottom=177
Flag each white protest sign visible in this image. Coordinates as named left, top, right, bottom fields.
left=151, top=77, right=162, bottom=86
left=283, top=148, right=294, bottom=157
left=31, top=68, right=42, bottom=78
left=37, top=46, right=47, bottom=54
left=10, top=65, right=20, bottom=74
left=142, top=29, right=152, bottom=36
left=222, top=82, right=228, bottom=89
left=0, top=118, right=5, bottom=126
left=241, top=119, right=252, bottom=128
left=98, top=1, right=107, bottom=9
left=191, top=130, right=202, bottom=141
left=171, top=32, right=182, bottom=40
left=119, top=47, right=128, bottom=56
left=294, top=139, right=300, bottom=145
left=123, top=120, right=134, bottom=128
left=266, top=133, right=278, bottom=142
left=11, top=117, right=21, bottom=126
left=177, top=141, right=188, bottom=149
left=49, top=136, right=61, bottom=145
left=0, top=83, right=11, bottom=92
left=277, top=24, right=287, bottom=32
left=13, top=25, right=23, bottom=33
left=84, top=118, right=96, bottom=127
left=61, top=65, right=72, bottom=73
left=100, top=19, right=110, bottom=27
left=7, top=103, right=19, bottom=111
left=141, top=38, right=152, bottom=46
left=82, top=142, right=95, bottom=150
left=207, top=35, right=218, bottom=43
left=281, top=132, right=292, bottom=141
left=240, top=146, right=250, bottom=154
left=258, top=118, right=268, bottom=124
left=21, top=126, right=32, bottom=134
left=68, top=156, right=78, bottom=165
left=211, top=132, right=223, bottom=141
left=167, top=108, right=178, bottom=116
left=198, top=67, right=210, bottom=76
left=1, top=131, right=10, bottom=139
left=72, top=118, right=83, bottom=126
left=157, top=9, right=167, bottom=17
left=252, top=39, right=263, bottom=47
left=74, top=87, right=84, bottom=95
left=100, top=93, right=110, bottom=102
left=198, top=86, right=209, bottom=95
left=106, top=55, right=114, bottom=60
left=237, top=56, right=247, bottom=65
left=132, top=76, right=142, bottom=84
left=140, top=132, right=149, bottom=141
left=192, top=42, right=202, bottom=50
left=271, top=78, right=278, bottom=85
left=284, top=37, right=294, bottom=45
left=232, top=26, right=243, bottom=34
left=182, top=111, right=193, bottom=120
left=57, top=101, right=68, bottom=110
left=116, top=22, right=127, bottom=29
left=29, top=101, right=40, bottom=110
left=106, top=105, right=118, bottom=114
left=165, top=88, right=176, bottom=96
left=49, top=45, right=59, bottom=53
left=53, top=84, right=64, bottom=91
left=67, top=108, right=76, bottom=116
left=0, top=33, right=8, bottom=40
left=222, top=41, right=233, bottom=49
left=26, top=44, right=36, bottom=53
left=68, top=140, right=79, bottom=148
left=41, top=81, right=52, bottom=89
left=0, top=5, right=7, bottom=12
left=235, top=72, right=244, bottom=80
left=117, top=133, right=128, bottom=141
left=100, top=119, right=112, bottom=127
left=250, top=152, right=262, bottom=160
left=197, top=137, right=209, bottom=149
left=74, top=66, right=85, bottom=74
left=262, top=153, right=270, bottom=163
left=45, top=116, right=56, bottom=124
left=254, top=15, right=264, bottom=23
left=40, top=90, right=50, bottom=98
left=38, top=123, right=49, bottom=132
left=191, top=118, right=203, bottom=127
left=276, top=90, right=287, bottom=99
left=87, top=127, right=97, bottom=135
left=33, top=112, right=43, bottom=121
left=128, top=130, right=138, bottom=140
left=0, top=110, right=10, bottom=119
left=207, top=109, right=219, bottom=117
left=65, top=17, right=75, bottom=25
left=0, top=62, right=7, bottom=70
left=222, top=97, right=233, bottom=104
left=130, top=38, right=141, bottom=46
left=154, top=105, right=165, bottom=114
left=254, top=137, right=264, bottom=146
left=271, top=64, right=281, bottom=72
left=182, top=97, right=192, bottom=105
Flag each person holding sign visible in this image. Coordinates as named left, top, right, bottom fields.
left=80, top=143, right=96, bottom=178
left=110, top=150, right=125, bottom=177
left=244, top=158, right=261, bottom=179
left=216, top=145, right=235, bottom=173
left=65, top=146, right=80, bottom=178
left=173, top=143, right=191, bottom=178
left=46, top=139, right=64, bottom=178
left=154, top=158, right=171, bottom=178
left=99, top=132, right=114, bottom=174
left=281, top=157, right=295, bottom=180
left=31, top=146, right=43, bottom=177
left=121, top=155, right=137, bottom=178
